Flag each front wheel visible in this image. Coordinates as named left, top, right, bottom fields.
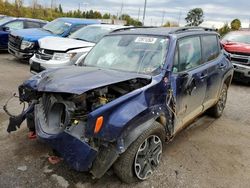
left=113, top=122, right=165, bottom=183
left=208, top=84, right=228, bottom=118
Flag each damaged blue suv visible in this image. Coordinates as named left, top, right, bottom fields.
left=6, top=27, right=233, bottom=183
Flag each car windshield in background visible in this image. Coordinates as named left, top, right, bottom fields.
left=222, top=32, right=250, bottom=44
left=83, top=35, right=169, bottom=75
left=0, top=17, right=13, bottom=25
left=69, top=26, right=113, bottom=43
left=43, top=19, right=71, bottom=35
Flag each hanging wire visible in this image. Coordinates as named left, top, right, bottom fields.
left=3, top=93, right=26, bottom=117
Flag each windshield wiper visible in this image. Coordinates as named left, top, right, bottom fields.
left=42, top=28, right=54, bottom=34
left=74, top=38, right=92, bottom=43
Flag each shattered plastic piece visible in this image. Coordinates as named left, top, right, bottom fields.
left=48, top=156, right=63, bottom=165
left=17, top=165, right=27, bottom=171
left=28, top=131, right=37, bottom=140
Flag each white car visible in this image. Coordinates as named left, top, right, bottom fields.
left=29, top=24, right=127, bottom=73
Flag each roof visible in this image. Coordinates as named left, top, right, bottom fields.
left=56, top=17, right=100, bottom=25
left=110, top=27, right=218, bottom=37
left=15, top=17, right=47, bottom=23
left=85, top=24, right=128, bottom=30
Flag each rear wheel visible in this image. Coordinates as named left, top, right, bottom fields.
left=113, top=122, right=165, bottom=183
left=208, top=84, right=228, bottom=118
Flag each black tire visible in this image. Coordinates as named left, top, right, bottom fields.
left=113, top=122, right=165, bottom=184
left=208, top=84, right=228, bottom=118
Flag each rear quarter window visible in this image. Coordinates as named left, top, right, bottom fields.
left=25, top=21, right=42, bottom=28
left=202, top=35, right=220, bottom=62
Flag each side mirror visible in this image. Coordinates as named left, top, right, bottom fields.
left=2, top=26, right=10, bottom=32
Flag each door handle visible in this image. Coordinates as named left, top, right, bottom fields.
left=219, top=63, right=226, bottom=69
left=200, top=72, right=207, bottom=79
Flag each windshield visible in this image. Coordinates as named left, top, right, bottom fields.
left=83, top=35, right=169, bottom=75
left=69, top=26, right=113, bottom=43
left=0, top=17, right=13, bottom=25
left=43, top=19, right=71, bottom=35
left=222, top=32, right=250, bottom=44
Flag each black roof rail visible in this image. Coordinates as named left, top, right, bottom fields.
left=111, top=26, right=157, bottom=33
left=169, top=27, right=216, bottom=34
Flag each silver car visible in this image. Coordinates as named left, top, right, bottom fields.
left=30, top=24, right=128, bottom=73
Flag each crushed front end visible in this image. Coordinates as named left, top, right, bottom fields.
left=6, top=67, right=152, bottom=175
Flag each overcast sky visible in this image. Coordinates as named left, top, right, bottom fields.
left=23, top=0, right=250, bottom=28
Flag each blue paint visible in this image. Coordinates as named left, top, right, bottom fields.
left=0, top=17, right=46, bottom=49
left=15, top=28, right=234, bottom=174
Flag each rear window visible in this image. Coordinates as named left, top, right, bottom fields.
left=202, top=35, right=220, bottom=62
left=25, top=21, right=41, bottom=28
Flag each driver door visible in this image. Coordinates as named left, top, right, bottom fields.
left=171, top=36, right=207, bottom=134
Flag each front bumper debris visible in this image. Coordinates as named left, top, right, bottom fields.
left=4, top=100, right=36, bottom=133
left=35, top=123, right=98, bottom=171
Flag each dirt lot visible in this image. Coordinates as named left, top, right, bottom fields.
left=0, top=52, right=249, bottom=188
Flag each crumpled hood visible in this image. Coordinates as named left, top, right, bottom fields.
left=11, top=28, right=55, bottom=42
left=38, top=36, right=95, bottom=51
left=222, top=41, right=250, bottom=54
left=24, top=66, right=151, bottom=94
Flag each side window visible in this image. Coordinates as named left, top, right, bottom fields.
left=202, top=35, right=220, bottom=62
left=173, top=36, right=202, bottom=72
left=5, top=21, right=24, bottom=30
left=70, top=24, right=86, bottom=34
left=25, top=21, right=41, bottom=28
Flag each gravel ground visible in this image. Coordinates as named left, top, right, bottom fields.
left=0, top=52, right=249, bottom=188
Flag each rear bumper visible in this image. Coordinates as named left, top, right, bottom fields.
left=232, top=62, right=250, bottom=80
left=8, top=43, right=34, bottom=59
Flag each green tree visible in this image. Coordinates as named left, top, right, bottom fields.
left=218, top=23, right=231, bottom=36
left=185, top=8, right=204, bottom=26
left=121, top=14, right=142, bottom=26
left=102, top=13, right=111, bottom=19
left=163, top=21, right=179, bottom=27
left=231, top=19, right=241, bottom=31
left=58, top=4, right=63, bottom=13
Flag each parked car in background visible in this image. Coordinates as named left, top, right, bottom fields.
left=221, top=30, right=250, bottom=83
left=0, top=17, right=46, bottom=50
left=8, top=17, right=100, bottom=59
left=30, top=24, right=128, bottom=73
left=0, top=15, right=6, bottom=19
left=6, top=27, right=233, bottom=183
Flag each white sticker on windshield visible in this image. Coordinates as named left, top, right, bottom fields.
left=135, top=37, right=157, bottom=44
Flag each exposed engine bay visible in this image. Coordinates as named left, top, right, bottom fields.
left=5, top=78, right=150, bottom=135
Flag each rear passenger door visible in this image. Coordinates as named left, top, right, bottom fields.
left=172, top=36, right=207, bottom=133
left=201, top=35, right=225, bottom=109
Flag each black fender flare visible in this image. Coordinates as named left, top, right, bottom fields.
left=117, top=115, right=167, bottom=154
